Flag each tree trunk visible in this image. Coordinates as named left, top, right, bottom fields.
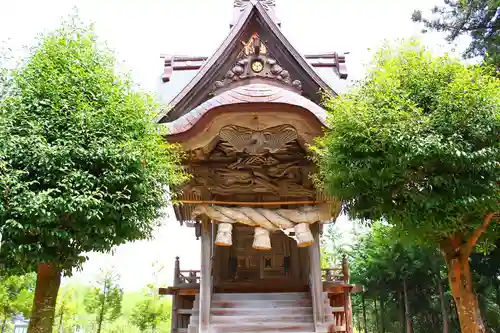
left=1, top=317, right=7, bottom=333
left=374, top=298, right=379, bottom=333
left=398, top=290, right=405, bottom=333
left=443, top=249, right=485, bottom=333
left=96, top=309, right=104, bottom=333
left=403, top=279, right=412, bottom=333
left=361, top=293, right=367, bottom=333
left=96, top=287, right=107, bottom=333
left=379, top=295, right=385, bottom=333
left=58, top=309, right=64, bottom=333
left=494, top=282, right=500, bottom=310
left=440, top=214, right=497, bottom=333
left=27, top=263, right=62, bottom=333
left=437, top=273, right=449, bottom=333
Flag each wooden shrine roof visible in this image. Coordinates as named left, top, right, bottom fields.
left=155, top=1, right=340, bottom=124
left=164, top=83, right=328, bottom=139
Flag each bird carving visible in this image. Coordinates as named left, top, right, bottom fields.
left=219, top=125, right=298, bottom=155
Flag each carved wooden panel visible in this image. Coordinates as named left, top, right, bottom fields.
left=219, top=124, right=298, bottom=155
left=183, top=126, right=316, bottom=200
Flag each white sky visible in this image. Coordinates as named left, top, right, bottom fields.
left=0, top=0, right=468, bottom=291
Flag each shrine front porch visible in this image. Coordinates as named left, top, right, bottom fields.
left=160, top=222, right=357, bottom=333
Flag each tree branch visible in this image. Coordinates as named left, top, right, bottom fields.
left=464, top=212, right=498, bottom=256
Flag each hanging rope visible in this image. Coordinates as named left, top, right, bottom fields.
left=192, top=204, right=341, bottom=248
left=191, top=204, right=337, bottom=230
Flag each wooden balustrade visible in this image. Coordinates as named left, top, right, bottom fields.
left=321, top=267, right=345, bottom=282
left=333, top=311, right=347, bottom=332
left=178, top=270, right=201, bottom=284
left=174, top=256, right=201, bottom=285
left=322, top=255, right=350, bottom=284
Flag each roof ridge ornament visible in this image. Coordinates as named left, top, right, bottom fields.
left=232, top=0, right=280, bottom=27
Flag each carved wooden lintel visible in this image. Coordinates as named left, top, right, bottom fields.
left=182, top=123, right=316, bottom=199
left=184, top=160, right=315, bottom=198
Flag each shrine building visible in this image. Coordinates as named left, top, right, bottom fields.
left=157, top=1, right=357, bottom=333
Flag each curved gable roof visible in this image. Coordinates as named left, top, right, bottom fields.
left=155, top=1, right=336, bottom=124
left=163, top=83, right=328, bottom=137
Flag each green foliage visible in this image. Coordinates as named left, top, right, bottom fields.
left=314, top=40, right=500, bottom=246
left=0, top=17, right=188, bottom=273
left=129, top=287, right=170, bottom=332
left=343, top=222, right=500, bottom=333
left=84, top=268, right=123, bottom=333
left=53, top=285, right=81, bottom=333
left=412, top=0, right=500, bottom=67
left=349, top=223, right=453, bottom=332
left=46, top=262, right=172, bottom=333
left=129, top=261, right=171, bottom=332
left=321, top=224, right=346, bottom=268
left=0, top=272, right=36, bottom=329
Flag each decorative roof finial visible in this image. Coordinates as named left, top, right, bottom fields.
left=232, top=0, right=280, bottom=28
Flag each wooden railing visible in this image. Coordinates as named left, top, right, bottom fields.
left=322, top=255, right=350, bottom=284
left=178, top=270, right=200, bottom=284
left=332, top=310, right=347, bottom=332
left=322, top=267, right=345, bottom=282
left=173, top=256, right=201, bottom=285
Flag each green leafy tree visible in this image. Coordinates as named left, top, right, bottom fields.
left=349, top=223, right=460, bottom=333
left=129, top=261, right=171, bottom=333
left=129, top=291, right=170, bottom=333
left=0, top=16, right=187, bottom=333
left=84, top=268, right=123, bottom=333
left=53, top=285, right=79, bottom=333
left=0, top=273, right=36, bottom=333
left=314, top=40, right=499, bottom=333
left=412, top=0, right=500, bottom=67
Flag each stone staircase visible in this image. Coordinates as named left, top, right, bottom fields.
left=187, top=292, right=336, bottom=333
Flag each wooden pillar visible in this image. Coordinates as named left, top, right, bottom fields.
left=171, top=257, right=180, bottom=333
left=308, top=223, right=324, bottom=329
left=171, top=292, right=178, bottom=333
left=171, top=257, right=181, bottom=333
left=199, top=220, right=212, bottom=333
left=343, top=254, right=354, bottom=333
left=174, top=256, right=181, bottom=285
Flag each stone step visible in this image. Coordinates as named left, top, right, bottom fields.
left=193, top=299, right=316, bottom=310
left=210, top=306, right=313, bottom=316
left=211, top=322, right=315, bottom=333
left=210, top=292, right=311, bottom=301
left=214, top=329, right=314, bottom=333
left=190, top=311, right=334, bottom=323
left=191, top=314, right=314, bottom=324
left=211, top=299, right=313, bottom=308
left=178, top=308, right=196, bottom=315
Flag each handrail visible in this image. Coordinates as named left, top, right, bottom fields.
left=173, top=257, right=201, bottom=285
left=322, top=267, right=345, bottom=283
left=178, top=270, right=201, bottom=284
